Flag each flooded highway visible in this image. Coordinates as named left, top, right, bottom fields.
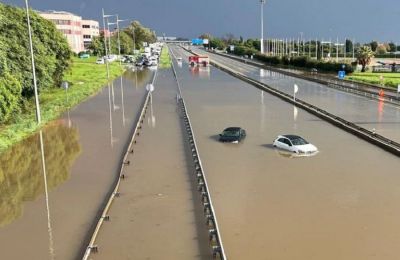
left=0, top=69, right=153, bottom=259
left=170, top=45, right=400, bottom=260
left=193, top=47, right=400, bottom=144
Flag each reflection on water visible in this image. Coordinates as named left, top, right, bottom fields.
left=0, top=121, right=81, bottom=227
left=189, top=66, right=210, bottom=79
left=148, top=94, right=156, bottom=128
left=124, top=68, right=154, bottom=86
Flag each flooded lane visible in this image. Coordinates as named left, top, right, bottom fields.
left=0, top=69, right=153, bottom=259
left=171, top=45, right=400, bottom=260
left=92, top=68, right=212, bottom=259
left=194, top=48, right=400, bottom=144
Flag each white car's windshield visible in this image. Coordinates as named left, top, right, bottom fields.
left=291, top=138, right=308, bottom=145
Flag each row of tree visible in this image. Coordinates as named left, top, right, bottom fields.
left=0, top=3, right=71, bottom=123
left=88, top=21, right=157, bottom=56
left=198, top=34, right=385, bottom=72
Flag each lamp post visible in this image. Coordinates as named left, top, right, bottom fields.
left=25, top=0, right=41, bottom=124
left=260, top=0, right=266, bottom=53
left=102, top=9, right=115, bottom=147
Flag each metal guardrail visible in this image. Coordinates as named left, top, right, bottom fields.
left=212, top=52, right=400, bottom=105
left=82, top=70, right=158, bottom=260
left=169, top=46, right=227, bottom=260
left=183, top=47, right=400, bottom=157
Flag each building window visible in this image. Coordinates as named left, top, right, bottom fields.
left=52, top=19, right=71, bottom=25
left=83, top=35, right=91, bottom=39
left=60, top=29, right=72, bottom=35
left=82, top=24, right=90, bottom=28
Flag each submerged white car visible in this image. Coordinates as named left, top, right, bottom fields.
left=273, top=135, right=318, bottom=154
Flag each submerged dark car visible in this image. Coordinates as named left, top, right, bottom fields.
left=219, top=127, right=246, bottom=143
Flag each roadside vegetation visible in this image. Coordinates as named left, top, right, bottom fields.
left=197, top=33, right=400, bottom=87
left=159, top=46, right=171, bottom=69
left=347, top=73, right=400, bottom=89
left=0, top=57, right=123, bottom=152
left=0, top=3, right=156, bottom=152
left=0, top=3, right=71, bottom=124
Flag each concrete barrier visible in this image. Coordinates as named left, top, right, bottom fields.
left=169, top=46, right=227, bottom=260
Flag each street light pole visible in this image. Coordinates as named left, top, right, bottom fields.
left=260, top=0, right=266, bottom=53
left=25, top=0, right=41, bottom=124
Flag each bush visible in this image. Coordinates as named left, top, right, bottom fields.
left=0, top=73, right=22, bottom=123
left=0, top=3, right=71, bottom=99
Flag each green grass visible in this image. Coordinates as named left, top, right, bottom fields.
left=159, top=46, right=171, bottom=69
left=347, top=72, right=400, bottom=89
left=0, top=57, right=124, bottom=153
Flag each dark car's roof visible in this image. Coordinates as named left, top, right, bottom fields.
left=223, top=127, right=242, bottom=131
left=282, top=135, right=303, bottom=141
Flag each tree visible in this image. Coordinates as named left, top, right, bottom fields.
left=369, top=41, right=378, bottom=52
left=198, top=33, right=212, bottom=40
left=209, top=38, right=226, bottom=50
left=388, top=42, right=396, bottom=53
left=87, top=35, right=105, bottom=56
left=124, top=21, right=156, bottom=50
left=345, top=39, right=353, bottom=53
left=376, top=44, right=387, bottom=55
left=356, top=45, right=374, bottom=72
left=0, top=73, right=21, bottom=123
left=0, top=3, right=71, bottom=99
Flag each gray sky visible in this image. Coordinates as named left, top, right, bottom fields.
left=4, top=0, right=400, bottom=43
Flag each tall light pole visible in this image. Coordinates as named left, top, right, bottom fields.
left=25, top=0, right=41, bottom=124
left=260, top=0, right=266, bottom=53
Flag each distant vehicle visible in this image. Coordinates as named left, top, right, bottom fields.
left=311, top=68, right=318, bottom=74
left=219, top=127, right=246, bottom=143
left=189, top=55, right=209, bottom=66
left=79, top=53, right=90, bottom=59
left=177, top=57, right=182, bottom=62
left=136, top=58, right=144, bottom=66
left=273, top=135, right=318, bottom=154
left=104, top=55, right=117, bottom=62
left=96, top=58, right=104, bottom=64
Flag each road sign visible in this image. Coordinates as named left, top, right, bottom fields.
left=61, top=81, right=69, bottom=89
left=397, top=84, right=400, bottom=93
left=191, top=38, right=203, bottom=45
left=203, top=39, right=209, bottom=44
left=294, top=84, right=299, bottom=93
left=338, top=70, right=345, bottom=80
left=230, top=45, right=235, bottom=51
left=146, top=84, right=154, bottom=92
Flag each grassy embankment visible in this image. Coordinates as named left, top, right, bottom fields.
left=0, top=57, right=124, bottom=152
left=347, top=72, right=400, bottom=89
left=159, top=46, right=171, bottom=69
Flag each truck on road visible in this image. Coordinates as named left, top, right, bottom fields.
left=189, top=55, right=209, bottom=67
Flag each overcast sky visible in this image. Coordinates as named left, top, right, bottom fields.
left=4, top=0, right=400, bottom=43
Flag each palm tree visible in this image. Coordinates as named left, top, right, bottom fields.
left=356, top=45, right=375, bottom=72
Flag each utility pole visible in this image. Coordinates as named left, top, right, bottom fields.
left=260, top=0, right=266, bottom=53
left=25, top=0, right=41, bottom=124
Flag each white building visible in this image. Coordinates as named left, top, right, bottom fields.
left=82, top=20, right=100, bottom=50
left=39, top=11, right=99, bottom=53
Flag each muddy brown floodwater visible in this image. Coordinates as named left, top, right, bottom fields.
left=0, top=69, right=152, bottom=259
left=171, top=45, right=400, bottom=260
left=197, top=48, right=400, bottom=144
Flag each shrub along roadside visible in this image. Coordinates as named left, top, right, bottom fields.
left=229, top=47, right=354, bottom=73
left=0, top=57, right=124, bottom=153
